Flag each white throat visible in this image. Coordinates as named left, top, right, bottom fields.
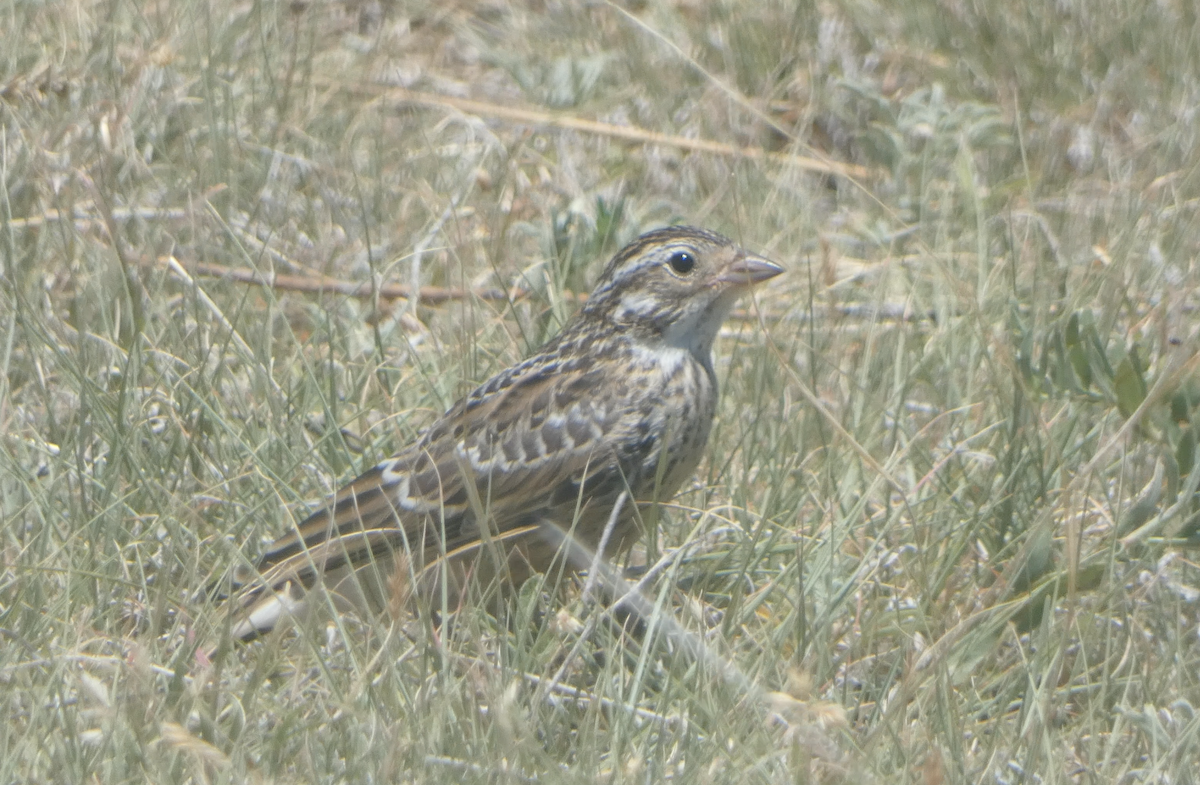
left=660, top=293, right=737, bottom=364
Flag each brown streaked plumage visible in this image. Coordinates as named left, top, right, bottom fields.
left=222, top=226, right=782, bottom=642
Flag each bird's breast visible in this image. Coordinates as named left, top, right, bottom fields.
left=618, top=344, right=717, bottom=502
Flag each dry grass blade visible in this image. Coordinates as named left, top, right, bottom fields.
left=328, top=83, right=872, bottom=181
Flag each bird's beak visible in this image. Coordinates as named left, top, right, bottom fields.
left=717, top=254, right=784, bottom=287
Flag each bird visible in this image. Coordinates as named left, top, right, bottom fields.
left=219, top=225, right=782, bottom=643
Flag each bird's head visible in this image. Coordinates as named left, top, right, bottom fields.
left=581, top=226, right=783, bottom=359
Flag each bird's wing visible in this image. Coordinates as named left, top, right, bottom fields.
left=229, top=351, right=657, bottom=624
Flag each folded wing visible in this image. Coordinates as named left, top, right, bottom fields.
left=227, top=347, right=661, bottom=639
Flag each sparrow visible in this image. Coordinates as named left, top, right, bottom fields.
left=221, top=225, right=782, bottom=642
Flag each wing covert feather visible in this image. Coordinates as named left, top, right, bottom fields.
left=250, top=360, right=657, bottom=585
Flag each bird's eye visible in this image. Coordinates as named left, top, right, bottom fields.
left=668, top=251, right=695, bottom=275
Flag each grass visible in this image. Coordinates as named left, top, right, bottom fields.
left=3, top=0, right=1200, bottom=781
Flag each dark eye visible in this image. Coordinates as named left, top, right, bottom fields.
left=668, top=251, right=695, bottom=275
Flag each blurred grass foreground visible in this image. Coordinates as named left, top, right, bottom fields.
left=3, top=0, right=1200, bottom=782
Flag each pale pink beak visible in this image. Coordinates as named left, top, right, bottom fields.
left=717, top=254, right=784, bottom=286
